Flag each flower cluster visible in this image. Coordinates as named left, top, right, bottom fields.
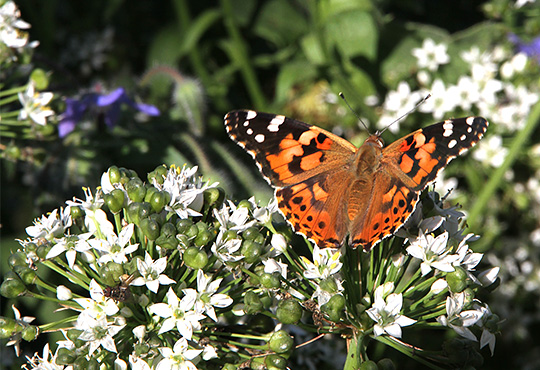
left=1, top=165, right=501, bottom=369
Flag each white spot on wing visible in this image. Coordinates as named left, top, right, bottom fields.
left=460, top=134, right=466, bottom=141
left=466, top=116, right=475, bottom=125
left=448, top=139, right=457, bottom=149
left=255, top=134, right=265, bottom=143
left=246, top=110, right=257, bottom=119
left=443, top=122, right=453, bottom=137
left=246, top=128, right=253, bottom=135
left=267, top=115, right=285, bottom=132
left=243, top=120, right=250, bottom=127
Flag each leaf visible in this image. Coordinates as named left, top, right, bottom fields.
left=254, top=0, right=308, bottom=47
left=275, top=60, right=317, bottom=103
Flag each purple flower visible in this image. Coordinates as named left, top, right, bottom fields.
left=58, top=87, right=160, bottom=137
left=509, top=33, right=540, bottom=64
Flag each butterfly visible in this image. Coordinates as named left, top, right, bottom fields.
left=224, top=110, right=488, bottom=251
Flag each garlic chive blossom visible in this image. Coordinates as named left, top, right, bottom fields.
left=367, top=284, right=416, bottom=338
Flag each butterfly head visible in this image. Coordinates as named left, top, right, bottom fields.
left=364, top=133, right=385, bottom=148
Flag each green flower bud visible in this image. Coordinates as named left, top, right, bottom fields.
left=244, top=291, right=263, bottom=314
left=147, top=165, right=167, bottom=185
left=319, top=278, right=338, bottom=294
left=17, top=267, right=37, bottom=285
left=70, top=206, right=84, bottom=219
left=0, top=317, right=17, bottom=339
left=237, top=199, right=252, bottom=210
left=447, top=266, right=468, bottom=293
left=462, top=288, right=475, bottom=309
left=176, top=219, right=194, bottom=234
left=160, top=222, right=177, bottom=237
left=241, top=240, right=263, bottom=264
left=265, top=354, right=288, bottom=369
left=36, top=243, right=52, bottom=259
left=134, top=342, right=150, bottom=356
left=100, top=261, right=124, bottom=286
left=260, top=272, right=281, bottom=289
left=127, top=202, right=152, bottom=225
left=74, top=356, right=99, bottom=370
left=242, top=227, right=262, bottom=241
left=140, top=218, right=160, bottom=241
left=150, top=191, right=167, bottom=213
left=276, top=300, right=302, bottom=325
left=359, top=360, right=378, bottom=370
left=268, top=330, right=294, bottom=354
left=223, top=229, right=239, bottom=241
left=377, top=358, right=396, bottom=370
left=185, top=224, right=200, bottom=239
left=21, top=325, right=38, bottom=341
left=108, top=166, right=121, bottom=184
left=126, top=178, right=146, bottom=202
left=250, top=356, right=266, bottom=370
left=8, top=251, right=28, bottom=269
left=66, top=329, right=85, bottom=347
left=0, top=278, right=26, bottom=298
left=30, top=69, right=49, bottom=89
left=322, top=294, right=346, bottom=322
left=194, top=230, right=213, bottom=247
left=56, top=347, right=77, bottom=365
left=149, top=212, right=166, bottom=226
left=104, top=189, right=126, bottom=214
left=183, top=247, right=208, bottom=269
left=203, top=187, right=225, bottom=208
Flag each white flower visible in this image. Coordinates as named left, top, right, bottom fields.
left=26, top=207, right=72, bottom=242
left=418, top=79, right=458, bottom=119
left=89, top=223, right=139, bottom=264
left=77, top=314, right=125, bottom=355
left=0, top=1, right=32, bottom=48
left=378, top=81, right=423, bottom=133
left=129, top=354, right=152, bottom=370
left=453, top=236, right=483, bottom=272
left=454, top=76, right=481, bottom=110
left=23, top=344, right=61, bottom=370
left=191, top=269, right=233, bottom=321
left=214, top=200, right=256, bottom=232
left=366, top=284, right=416, bottom=338
left=474, top=303, right=498, bottom=356
left=211, top=230, right=244, bottom=263
left=406, top=231, right=459, bottom=275
left=155, top=165, right=217, bottom=219
left=47, top=232, right=93, bottom=268
left=312, top=276, right=344, bottom=307
left=263, top=258, right=288, bottom=279
left=477, top=266, right=500, bottom=287
left=430, top=278, right=448, bottom=294
left=149, top=288, right=205, bottom=340
left=436, top=292, right=483, bottom=341
left=500, top=52, right=528, bottom=79
left=18, top=83, right=54, bottom=125
left=412, top=38, right=450, bottom=71
left=74, top=279, right=119, bottom=319
left=131, top=252, right=175, bottom=293
left=269, top=233, right=287, bottom=255
left=156, top=338, right=202, bottom=370
left=301, top=245, right=343, bottom=280
left=472, top=135, right=508, bottom=168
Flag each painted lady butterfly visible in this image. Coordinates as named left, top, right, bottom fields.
left=224, top=110, right=488, bottom=251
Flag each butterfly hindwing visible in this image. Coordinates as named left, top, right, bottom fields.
left=383, top=116, right=489, bottom=191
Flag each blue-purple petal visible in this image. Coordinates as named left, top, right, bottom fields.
left=96, top=87, right=126, bottom=107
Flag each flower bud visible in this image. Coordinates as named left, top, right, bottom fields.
left=56, top=347, right=76, bottom=365
left=140, top=218, right=160, bottom=241
left=150, top=191, right=167, bottom=213
left=241, top=240, right=263, bottom=264
left=176, top=219, right=194, bottom=234
left=265, top=354, right=288, bottom=369
left=70, top=206, right=84, bottom=219
left=0, top=278, right=26, bottom=298
left=0, top=317, right=18, bottom=339
left=276, top=299, right=302, bottom=325
left=447, top=266, right=468, bottom=293
left=126, top=178, right=146, bottom=202
left=8, top=251, right=28, bottom=269
left=17, top=267, right=37, bottom=285
left=57, top=285, right=72, bottom=301
left=260, top=272, right=280, bottom=289
left=21, top=325, right=38, bottom=341
left=242, top=227, right=262, bottom=241
left=377, top=358, right=396, bottom=370
left=359, top=360, right=378, bottom=370
left=183, top=247, right=208, bottom=269
left=244, top=291, right=263, bottom=314
left=108, top=166, right=121, bottom=184
left=322, top=294, right=346, bottom=322
left=203, top=188, right=225, bottom=209
left=268, top=330, right=294, bottom=354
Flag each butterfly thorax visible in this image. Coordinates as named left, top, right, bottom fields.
left=353, top=134, right=384, bottom=176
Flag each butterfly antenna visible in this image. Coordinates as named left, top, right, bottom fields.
left=339, top=92, right=370, bottom=132
left=379, top=94, right=431, bottom=135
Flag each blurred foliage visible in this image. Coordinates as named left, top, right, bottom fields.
left=1, top=0, right=540, bottom=368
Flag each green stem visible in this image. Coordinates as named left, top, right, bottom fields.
left=467, top=101, right=540, bottom=229
left=0, top=85, right=27, bottom=97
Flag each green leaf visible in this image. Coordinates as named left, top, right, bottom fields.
left=325, top=10, right=378, bottom=61
left=275, top=59, right=317, bottom=103
left=254, top=0, right=308, bottom=47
